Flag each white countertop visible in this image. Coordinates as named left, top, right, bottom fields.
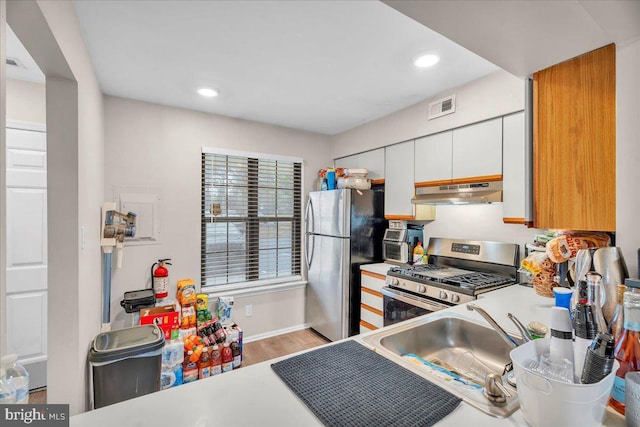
left=71, top=285, right=625, bottom=427
left=360, top=262, right=394, bottom=276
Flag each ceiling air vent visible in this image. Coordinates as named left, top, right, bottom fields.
left=6, top=57, right=25, bottom=68
left=427, top=94, right=456, bottom=120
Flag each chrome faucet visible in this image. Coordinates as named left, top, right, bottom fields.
left=466, top=304, right=520, bottom=349
left=507, top=313, right=533, bottom=343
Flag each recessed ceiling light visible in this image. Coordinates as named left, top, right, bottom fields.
left=414, top=53, right=440, bottom=68
left=197, top=87, right=219, bottom=97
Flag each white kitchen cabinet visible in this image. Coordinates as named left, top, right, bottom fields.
left=414, top=131, right=453, bottom=184
left=360, top=271, right=385, bottom=332
left=359, top=321, right=376, bottom=334
left=334, top=156, right=353, bottom=170
left=502, top=112, right=526, bottom=223
left=384, top=141, right=435, bottom=220
left=452, top=117, right=502, bottom=180
left=334, top=148, right=385, bottom=182
left=384, top=141, right=415, bottom=218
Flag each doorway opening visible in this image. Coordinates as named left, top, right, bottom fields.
left=4, top=23, right=47, bottom=399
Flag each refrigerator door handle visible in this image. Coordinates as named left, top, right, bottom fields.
left=306, top=234, right=315, bottom=270
left=305, top=197, right=314, bottom=235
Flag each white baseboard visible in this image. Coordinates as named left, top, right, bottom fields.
left=243, top=323, right=310, bottom=343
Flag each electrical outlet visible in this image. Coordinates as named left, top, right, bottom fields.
left=245, top=304, right=253, bottom=317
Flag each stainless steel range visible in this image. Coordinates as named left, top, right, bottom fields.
left=382, top=238, right=519, bottom=326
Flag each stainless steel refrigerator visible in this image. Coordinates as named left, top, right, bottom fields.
left=305, top=188, right=386, bottom=341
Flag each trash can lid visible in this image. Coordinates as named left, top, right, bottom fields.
left=90, top=325, right=164, bottom=362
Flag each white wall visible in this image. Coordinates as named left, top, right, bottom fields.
left=616, top=38, right=640, bottom=278
left=7, top=0, right=105, bottom=414
left=421, top=205, right=542, bottom=255
left=39, top=0, right=105, bottom=412
left=103, top=96, right=332, bottom=336
left=0, top=0, right=7, bottom=361
left=332, top=70, right=524, bottom=158
left=6, top=78, right=45, bottom=123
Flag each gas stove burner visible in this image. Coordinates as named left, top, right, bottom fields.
left=388, top=264, right=444, bottom=277
left=443, top=272, right=513, bottom=289
left=389, top=264, right=445, bottom=271
left=412, top=264, right=444, bottom=271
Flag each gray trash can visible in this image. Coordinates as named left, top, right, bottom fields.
left=89, top=324, right=165, bottom=409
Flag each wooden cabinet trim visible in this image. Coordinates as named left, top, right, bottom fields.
left=359, top=320, right=379, bottom=331
left=451, top=174, right=503, bottom=185
left=385, top=215, right=414, bottom=220
left=370, top=179, right=385, bottom=185
left=362, top=287, right=383, bottom=298
left=415, top=174, right=502, bottom=188
left=503, top=217, right=525, bottom=224
left=361, top=270, right=386, bottom=281
left=361, top=303, right=383, bottom=317
left=415, top=179, right=452, bottom=188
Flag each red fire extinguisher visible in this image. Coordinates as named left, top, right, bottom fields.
left=151, top=258, right=172, bottom=299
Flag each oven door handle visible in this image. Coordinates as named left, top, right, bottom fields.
left=381, top=286, right=450, bottom=311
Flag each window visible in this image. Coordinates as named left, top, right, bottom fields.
left=201, top=148, right=302, bottom=288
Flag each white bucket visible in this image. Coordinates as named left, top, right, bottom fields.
left=510, top=339, right=618, bottom=427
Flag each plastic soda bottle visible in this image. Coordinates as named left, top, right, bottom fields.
left=413, top=242, right=425, bottom=265
left=0, top=369, right=16, bottom=404
left=231, top=339, right=241, bottom=368
left=210, top=344, right=222, bottom=376
left=198, top=347, right=211, bottom=379
left=1, top=355, right=29, bottom=404
left=221, top=343, right=233, bottom=373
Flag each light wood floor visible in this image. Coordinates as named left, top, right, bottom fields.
left=242, top=328, right=329, bottom=367
left=27, top=328, right=329, bottom=405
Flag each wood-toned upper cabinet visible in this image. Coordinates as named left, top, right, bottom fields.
left=533, top=44, right=615, bottom=231
left=502, top=112, right=526, bottom=223
left=452, top=117, right=503, bottom=181
left=334, top=148, right=385, bottom=182
left=414, top=131, right=452, bottom=185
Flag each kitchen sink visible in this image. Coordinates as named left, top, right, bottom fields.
left=359, top=314, right=520, bottom=418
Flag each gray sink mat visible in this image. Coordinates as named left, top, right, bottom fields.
left=271, top=340, right=462, bottom=427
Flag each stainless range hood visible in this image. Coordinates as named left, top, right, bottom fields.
left=411, top=181, right=503, bottom=205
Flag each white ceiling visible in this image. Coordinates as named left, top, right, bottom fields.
left=384, top=0, right=640, bottom=78
left=12, top=2, right=636, bottom=136
left=69, top=0, right=499, bottom=135
left=5, top=25, right=45, bottom=84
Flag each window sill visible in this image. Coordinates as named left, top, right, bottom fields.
left=204, top=279, right=307, bottom=298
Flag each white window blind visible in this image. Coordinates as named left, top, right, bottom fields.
left=201, top=151, right=302, bottom=288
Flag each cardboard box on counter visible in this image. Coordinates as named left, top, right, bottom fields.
left=140, top=304, right=180, bottom=340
